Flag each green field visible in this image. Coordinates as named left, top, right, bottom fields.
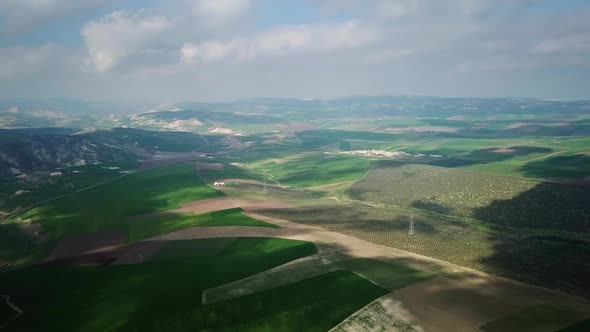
left=16, top=164, right=223, bottom=239
left=136, top=270, right=388, bottom=332
left=129, top=208, right=276, bottom=241
left=334, top=258, right=434, bottom=291
left=204, top=256, right=436, bottom=304
left=0, top=238, right=330, bottom=331
left=0, top=163, right=138, bottom=214
left=255, top=152, right=374, bottom=188
left=149, top=238, right=238, bottom=261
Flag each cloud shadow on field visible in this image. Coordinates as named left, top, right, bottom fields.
left=520, top=154, right=590, bottom=179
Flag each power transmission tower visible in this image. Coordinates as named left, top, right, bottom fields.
left=408, top=215, right=415, bottom=236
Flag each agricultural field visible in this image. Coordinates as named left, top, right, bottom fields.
left=263, top=202, right=590, bottom=298
left=252, top=152, right=375, bottom=188
left=128, top=208, right=276, bottom=241
left=16, top=164, right=223, bottom=239
left=2, top=237, right=374, bottom=331
left=0, top=163, right=139, bottom=214
left=347, top=162, right=590, bottom=231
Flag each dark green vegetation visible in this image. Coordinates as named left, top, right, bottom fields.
left=149, top=238, right=238, bottom=261
left=558, top=317, right=590, bottom=331
left=334, top=258, right=434, bottom=291
left=136, top=271, right=388, bottom=332
left=18, top=164, right=223, bottom=239
left=129, top=208, right=276, bottom=241
left=0, top=237, right=384, bottom=331
left=480, top=305, right=590, bottom=332
left=0, top=224, right=34, bottom=266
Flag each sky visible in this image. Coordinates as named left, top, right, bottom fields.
left=0, top=0, right=589, bottom=101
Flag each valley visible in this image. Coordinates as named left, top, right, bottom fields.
left=1, top=96, right=590, bottom=331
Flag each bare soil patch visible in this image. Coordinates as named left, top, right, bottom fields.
left=139, top=151, right=205, bottom=169
left=193, top=162, right=224, bottom=170
left=387, top=273, right=590, bottom=332
left=447, top=115, right=469, bottom=121
left=46, top=231, right=126, bottom=262
left=523, top=149, right=568, bottom=162
left=129, top=197, right=292, bottom=221
left=381, top=126, right=458, bottom=134
left=304, top=180, right=355, bottom=192
left=45, top=233, right=169, bottom=266
left=481, top=147, right=518, bottom=154
left=19, top=223, right=42, bottom=237
left=331, top=296, right=425, bottom=332
left=111, top=241, right=166, bottom=265
left=505, top=122, right=528, bottom=130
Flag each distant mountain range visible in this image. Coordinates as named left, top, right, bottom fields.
left=1, top=96, right=589, bottom=176
left=2, top=96, right=589, bottom=132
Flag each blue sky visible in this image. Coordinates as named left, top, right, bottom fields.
left=0, top=0, right=589, bottom=101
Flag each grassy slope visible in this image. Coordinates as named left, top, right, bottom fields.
left=0, top=163, right=138, bottom=214
left=128, top=271, right=388, bottom=332
left=260, top=153, right=374, bottom=188
left=129, top=208, right=276, bottom=241
left=0, top=238, right=319, bottom=332
left=17, top=164, right=223, bottom=239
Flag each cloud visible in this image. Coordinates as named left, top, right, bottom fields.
left=81, top=11, right=173, bottom=72
left=181, top=20, right=381, bottom=63
left=191, top=0, right=251, bottom=28
left=4, top=0, right=590, bottom=100
left=0, top=0, right=108, bottom=35
left=534, top=34, right=590, bottom=54
left=0, top=44, right=78, bottom=79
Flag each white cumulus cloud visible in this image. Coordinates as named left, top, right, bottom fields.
left=81, top=11, right=172, bottom=72
left=181, top=20, right=381, bottom=63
